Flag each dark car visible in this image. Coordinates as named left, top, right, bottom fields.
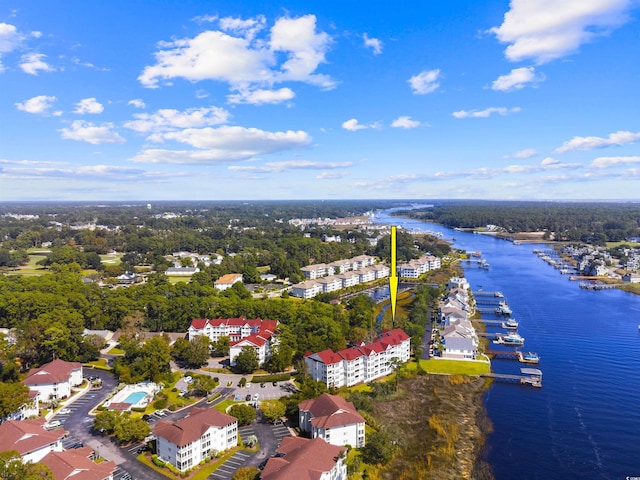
left=272, top=381, right=277, bottom=386
left=142, top=414, right=152, bottom=421
left=260, top=383, right=266, bottom=388
left=245, top=394, right=251, bottom=401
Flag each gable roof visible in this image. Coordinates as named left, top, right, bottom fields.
left=153, top=407, right=236, bottom=447
left=214, top=273, right=242, bottom=285
left=41, top=447, right=116, bottom=480
left=0, top=418, right=65, bottom=456
left=261, top=436, right=345, bottom=480
left=308, top=349, right=343, bottom=365
left=23, top=359, right=82, bottom=386
left=299, top=393, right=364, bottom=429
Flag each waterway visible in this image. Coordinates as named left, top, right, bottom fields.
left=372, top=207, right=640, bottom=479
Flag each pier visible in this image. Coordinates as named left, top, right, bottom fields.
left=485, top=350, right=540, bottom=364
left=481, top=368, right=542, bottom=387
left=579, top=282, right=617, bottom=290
left=473, top=291, right=504, bottom=298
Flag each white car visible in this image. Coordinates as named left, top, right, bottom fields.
left=46, top=420, right=62, bottom=429
left=253, top=393, right=259, bottom=401
left=155, top=410, right=166, bottom=417
left=58, top=408, right=71, bottom=415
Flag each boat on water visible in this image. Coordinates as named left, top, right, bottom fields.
left=520, top=352, right=540, bottom=364
left=494, top=333, right=525, bottom=346
left=494, top=291, right=504, bottom=298
left=495, top=301, right=513, bottom=316
left=502, top=318, right=519, bottom=330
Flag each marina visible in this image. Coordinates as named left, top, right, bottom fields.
left=493, top=332, right=525, bottom=346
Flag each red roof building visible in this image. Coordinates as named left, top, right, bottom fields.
left=299, top=393, right=365, bottom=447
left=261, top=436, right=347, bottom=480
left=0, top=418, right=66, bottom=463
left=40, top=447, right=116, bottom=480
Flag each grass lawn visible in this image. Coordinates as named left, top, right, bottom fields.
left=107, top=346, right=125, bottom=355
left=214, top=399, right=239, bottom=413
left=100, top=253, right=122, bottom=265
left=167, top=275, right=192, bottom=284
left=84, top=358, right=111, bottom=370
left=406, top=358, right=491, bottom=375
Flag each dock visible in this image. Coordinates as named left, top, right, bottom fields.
left=485, top=350, right=540, bottom=364
left=473, top=291, right=504, bottom=298
left=481, top=368, right=542, bottom=387
left=579, top=282, right=617, bottom=290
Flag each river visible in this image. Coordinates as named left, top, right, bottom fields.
left=372, top=207, right=640, bottom=480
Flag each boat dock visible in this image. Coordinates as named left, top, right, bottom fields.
left=481, top=368, right=542, bottom=387
left=474, top=297, right=506, bottom=306
left=485, top=350, right=540, bottom=364
left=579, top=282, right=617, bottom=290
left=474, top=291, right=504, bottom=298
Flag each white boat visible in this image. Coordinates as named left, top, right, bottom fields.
left=495, top=302, right=513, bottom=316
left=494, top=333, right=525, bottom=346
left=502, top=318, right=519, bottom=330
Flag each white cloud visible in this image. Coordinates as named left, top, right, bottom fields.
left=74, top=98, right=104, bottom=114
left=541, top=157, right=560, bottom=166
left=556, top=130, right=640, bottom=152
left=0, top=22, right=24, bottom=53
left=139, top=14, right=335, bottom=95
left=363, top=33, right=383, bottom=54
left=492, top=67, right=544, bottom=91
left=132, top=125, right=311, bottom=165
left=227, top=87, right=295, bottom=105
left=128, top=99, right=146, bottom=109
left=490, top=0, right=632, bottom=64
left=192, top=14, right=218, bottom=24
left=30, top=31, right=42, bottom=39
left=589, top=156, right=640, bottom=168
left=15, top=95, right=57, bottom=114
left=408, top=69, right=441, bottom=95
left=391, top=116, right=422, bottom=129
left=125, top=106, right=230, bottom=134
left=342, top=118, right=368, bottom=131
left=59, top=120, right=125, bottom=144
left=317, top=171, right=348, bottom=180
left=452, top=107, right=521, bottom=118
left=504, top=148, right=538, bottom=159
left=19, top=52, right=55, bottom=75
left=219, top=15, right=266, bottom=41
left=229, top=160, right=353, bottom=173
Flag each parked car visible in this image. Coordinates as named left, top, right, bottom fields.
left=142, top=414, right=152, bottom=421
left=45, top=420, right=62, bottom=429
left=272, top=381, right=278, bottom=386
left=253, top=393, right=259, bottom=401
left=245, top=394, right=252, bottom=401
left=260, top=383, right=266, bottom=388
left=58, top=408, right=71, bottom=415
left=155, top=410, right=166, bottom=417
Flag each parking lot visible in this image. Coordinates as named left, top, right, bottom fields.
left=233, top=380, right=298, bottom=402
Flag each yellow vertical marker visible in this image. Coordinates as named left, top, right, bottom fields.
left=390, top=225, right=398, bottom=325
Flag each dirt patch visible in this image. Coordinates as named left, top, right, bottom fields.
left=373, top=374, right=493, bottom=480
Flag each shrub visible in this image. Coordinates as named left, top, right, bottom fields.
left=153, top=398, right=168, bottom=410
left=168, top=404, right=177, bottom=411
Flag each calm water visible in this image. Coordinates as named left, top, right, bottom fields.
left=373, top=208, right=640, bottom=479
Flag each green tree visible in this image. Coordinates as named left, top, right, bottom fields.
left=260, top=399, right=286, bottom=423
left=361, top=430, right=393, bottom=465
left=189, top=375, right=218, bottom=396
left=113, top=417, right=151, bottom=444
left=232, top=466, right=260, bottom=480
left=0, top=382, right=30, bottom=419
left=211, top=336, right=230, bottom=357
left=234, top=346, right=259, bottom=374
left=94, top=410, right=121, bottom=433
left=0, top=450, right=54, bottom=479
left=229, top=404, right=257, bottom=426
left=264, top=343, right=293, bottom=373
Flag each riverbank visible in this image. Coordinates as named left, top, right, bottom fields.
left=371, top=374, right=493, bottom=480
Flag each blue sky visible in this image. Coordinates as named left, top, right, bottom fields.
left=1, top=0, right=639, bottom=201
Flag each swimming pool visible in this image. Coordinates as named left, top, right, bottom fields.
left=122, top=391, right=146, bottom=405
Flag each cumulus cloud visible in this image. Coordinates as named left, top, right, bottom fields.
left=556, top=130, right=640, bottom=152
left=490, top=0, right=632, bottom=64
left=363, top=33, right=383, bottom=54
left=317, top=171, right=348, bottom=180
left=342, top=118, right=367, bottom=131
left=227, top=87, right=295, bottom=105
left=219, top=15, right=266, bottom=41
left=19, top=52, right=55, bottom=75
left=138, top=14, right=335, bottom=102
left=124, top=106, right=230, bottom=134
left=59, top=120, right=125, bottom=144
left=452, top=107, right=521, bottom=118
left=15, top=95, right=57, bottom=114
left=391, top=116, right=422, bottom=129
left=408, top=69, right=441, bottom=94
left=504, top=148, right=538, bottom=159
left=192, top=14, right=218, bottom=24
left=0, top=23, right=24, bottom=71
left=492, top=67, right=544, bottom=91
left=128, top=99, right=146, bottom=109
left=229, top=160, right=353, bottom=173
left=589, top=156, right=640, bottom=169
left=131, top=125, right=311, bottom=165
left=74, top=98, right=104, bottom=114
